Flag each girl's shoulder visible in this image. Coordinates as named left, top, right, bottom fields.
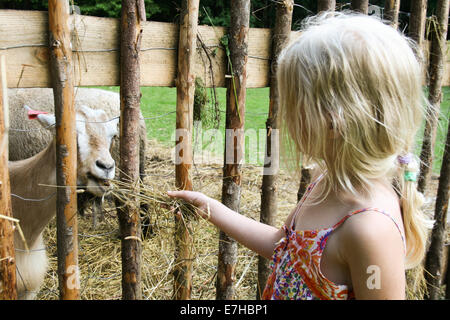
left=332, top=181, right=406, bottom=256
left=334, top=204, right=406, bottom=262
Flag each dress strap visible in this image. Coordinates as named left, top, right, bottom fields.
left=290, top=173, right=325, bottom=230
left=332, top=207, right=406, bottom=252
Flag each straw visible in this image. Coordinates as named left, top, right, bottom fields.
left=34, top=138, right=446, bottom=300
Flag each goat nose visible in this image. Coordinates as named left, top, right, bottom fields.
left=96, top=160, right=114, bottom=171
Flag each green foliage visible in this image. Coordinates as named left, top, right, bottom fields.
left=71, top=0, right=171, bottom=20
left=0, top=0, right=443, bottom=32
left=0, top=0, right=48, bottom=10
left=193, top=77, right=218, bottom=130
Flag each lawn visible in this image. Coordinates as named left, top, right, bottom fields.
left=99, top=86, right=449, bottom=173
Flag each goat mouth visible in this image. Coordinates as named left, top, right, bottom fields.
left=87, top=173, right=111, bottom=189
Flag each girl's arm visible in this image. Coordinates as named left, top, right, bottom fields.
left=167, top=190, right=285, bottom=259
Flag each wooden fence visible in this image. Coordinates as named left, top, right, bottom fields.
left=1, top=10, right=448, bottom=88
left=0, top=4, right=449, bottom=301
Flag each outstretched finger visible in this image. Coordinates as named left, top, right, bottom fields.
left=167, top=190, right=193, bottom=201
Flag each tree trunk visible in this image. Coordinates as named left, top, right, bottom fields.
left=384, top=0, right=400, bottom=29
left=0, top=54, right=17, bottom=300
left=217, top=0, right=250, bottom=300
left=317, top=0, right=336, bottom=13
left=408, top=0, right=428, bottom=48
left=117, top=0, right=145, bottom=300
left=424, top=110, right=450, bottom=299
left=446, top=244, right=450, bottom=299
left=417, top=0, right=449, bottom=195
left=351, top=0, right=369, bottom=14
left=257, top=0, right=293, bottom=300
left=48, top=0, right=79, bottom=300
left=173, top=0, right=199, bottom=300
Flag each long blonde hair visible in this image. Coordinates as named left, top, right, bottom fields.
left=277, top=13, right=434, bottom=269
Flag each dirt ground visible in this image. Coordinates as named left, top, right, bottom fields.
left=36, top=139, right=448, bottom=300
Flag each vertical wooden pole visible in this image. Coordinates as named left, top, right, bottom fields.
left=417, top=0, right=449, bottom=194
left=0, top=54, right=17, bottom=300
left=384, top=0, right=401, bottom=29
left=48, top=0, right=79, bottom=300
left=257, top=0, right=293, bottom=299
left=446, top=246, right=450, bottom=299
left=173, top=0, right=199, bottom=300
left=297, top=167, right=312, bottom=202
left=351, top=0, right=369, bottom=14
left=297, top=0, right=337, bottom=211
left=317, top=0, right=336, bottom=13
left=409, top=0, right=428, bottom=48
left=424, top=116, right=450, bottom=299
left=217, top=0, right=250, bottom=300
left=118, top=0, right=145, bottom=300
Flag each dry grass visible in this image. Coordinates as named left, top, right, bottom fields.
left=36, top=139, right=298, bottom=300
left=35, top=139, right=447, bottom=300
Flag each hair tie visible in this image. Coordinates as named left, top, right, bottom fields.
left=397, top=153, right=418, bottom=182
left=397, top=153, right=413, bottom=165
left=404, top=171, right=417, bottom=182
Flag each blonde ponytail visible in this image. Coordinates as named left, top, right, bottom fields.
left=395, top=155, right=434, bottom=269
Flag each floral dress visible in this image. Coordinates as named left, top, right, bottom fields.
left=262, top=176, right=406, bottom=300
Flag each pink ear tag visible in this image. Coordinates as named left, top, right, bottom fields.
left=27, top=108, right=49, bottom=120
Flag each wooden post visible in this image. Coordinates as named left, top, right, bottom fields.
left=351, top=0, right=369, bottom=14
left=117, top=0, right=145, bottom=300
left=446, top=245, right=450, bottom=299
left=297, top=167, right=312, bottom=202
left=173, top=0, right=199, bottom=300
left=417, top=0, right=449, bottom=194
left=48, top=0, right=79, bottom=300
left=384, top=0, right=401, bottom=29
left=424, top=100, right=450, bottom=299
left=317, top=0, right=336, bottom=13
left=409, top=0, right=428, bottom=48
left=257, top=0, right=293, bottom=299
left=0, top=54, right=17, bottom=300
left=217, top=0, right=250, bottom=300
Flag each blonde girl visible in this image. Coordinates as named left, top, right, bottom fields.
left=168, top=13, right=433, bottom=300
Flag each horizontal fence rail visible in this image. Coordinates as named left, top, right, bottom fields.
left=1, top=10, right=448, bottom=88
left=0, top=10, right=287, bottom=88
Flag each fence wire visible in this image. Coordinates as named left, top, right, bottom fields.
left=6, top=95, right=285, bottom=300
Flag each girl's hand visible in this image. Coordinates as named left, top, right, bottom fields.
left=167, top=190, right=214, bottom=219
left=168, top=190, right=283, bottom=259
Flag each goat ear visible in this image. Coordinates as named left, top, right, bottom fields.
left=23, top=105, right=56, bottom=130
left=36, top=113, right=56, bottom=130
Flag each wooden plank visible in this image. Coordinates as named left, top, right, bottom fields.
left=0, top=9, right=448, bottom=88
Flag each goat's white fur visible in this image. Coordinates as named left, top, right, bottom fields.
left=9, top=105, right=118, bottom=299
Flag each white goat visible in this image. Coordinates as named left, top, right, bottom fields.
left=8, top=87, right=147, bottom=217
left=9, top=105, right=119, bottom=299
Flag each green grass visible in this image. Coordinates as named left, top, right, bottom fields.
left=99, top=86, right=449, bottom=173
left=430, top=86, right=449, bottom=174
left=414, top=86, right=450, bottom=174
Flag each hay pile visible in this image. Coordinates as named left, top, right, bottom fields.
left=36, top=139, right=298, bottom=300
left=35, top=139, right=447, bottom=300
